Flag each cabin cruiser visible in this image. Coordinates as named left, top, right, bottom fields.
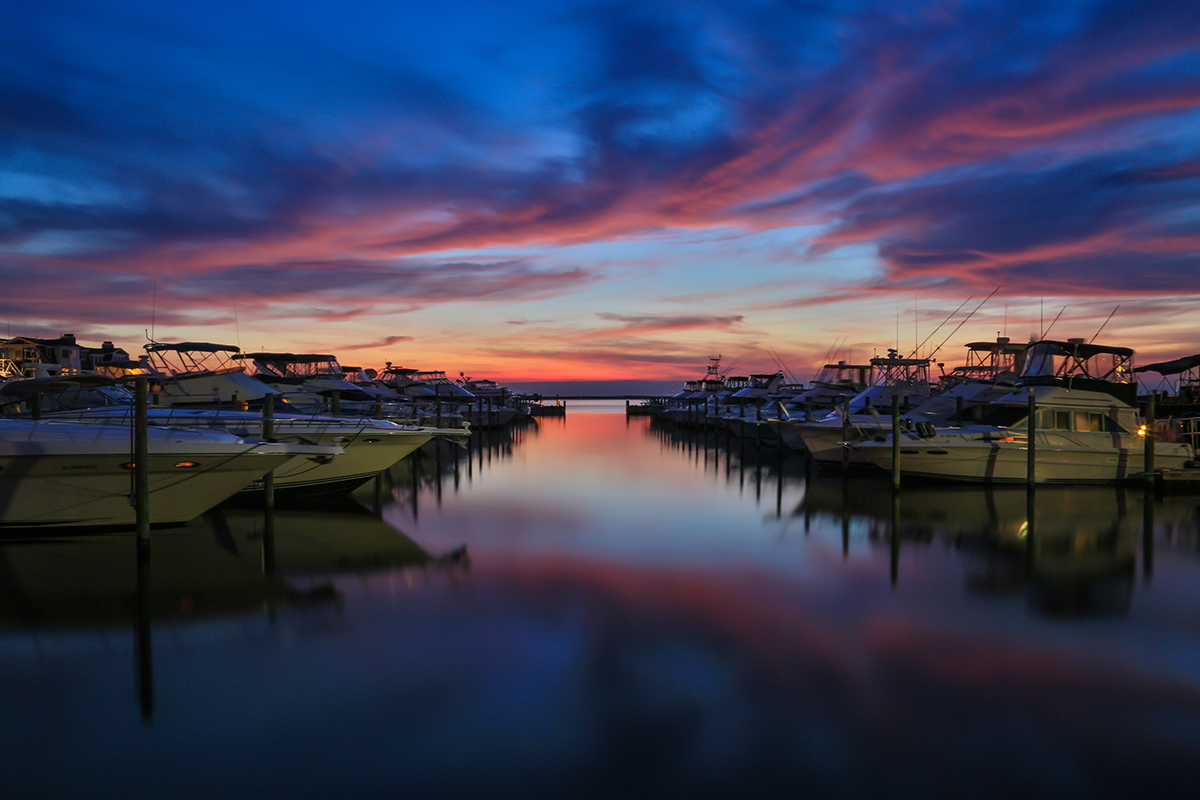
left=0, top=376, right=466, bottom=496
left=725, top=365, right=868, bottom=442
left=455, top=377, right=524, bottom=426
left=372, top=366, right=478, bottom=427
left=783, top=350, right=936, bottom=461
left=661, top=356, right=727, bottom=427
left=785, top=338, right=1029, bottom=462
left=229, top=352, right=418, bottom=419
left=0, top=417, right=340, bottom=529
left=142, top=341, right=294, bottom=409
left=852, top=339, right=1195, bottom=483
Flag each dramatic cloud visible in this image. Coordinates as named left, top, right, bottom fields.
left=595, top=312, right=745, bottom=333
left=2, top=0, right=1199, bottom=378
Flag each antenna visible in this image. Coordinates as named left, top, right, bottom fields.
left=233, top=302, right=242, bottom=351
left=768, top=348, right=799, bottom=384
left=1090, top=304, right=1120, bottom=343
left=908, top=294, right=974, bottom=359
left=928, top=286, right=1002, bottom=360
left=150, top=279, right=157, bottom=342
left=1042, top=306, right=1066, bottom=340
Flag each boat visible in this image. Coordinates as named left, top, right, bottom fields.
left=851, top=339, right=1195, bottom=483
left=783, top=349, right=936, bottom=462
left=142, top=341, right=292, bottom=408
left=229, top=352, right=417, bottom=418
left=0, top=417, right=339, bottom=529
left=0, top=375, right=466, bottom=497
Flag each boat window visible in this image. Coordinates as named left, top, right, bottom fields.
left=977, top=405, right=1029, bottom=428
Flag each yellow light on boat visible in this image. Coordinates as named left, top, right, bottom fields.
left=1137, top=424, right=1148, bottom=437
left=119, top=462, right=136, bottom=470
left=173, top=461, right=200, bottom=469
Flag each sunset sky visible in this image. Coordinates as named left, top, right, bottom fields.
left=3, top=0, right=1199, bottom=393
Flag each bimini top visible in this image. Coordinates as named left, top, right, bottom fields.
left=1133, top=354, right=1200, bottom=376
left=231, top=353, right=336, bottom=363
left=0, top=373, right=117, bottom=398
left=144, top=342, right=241, bottom=354
left=1028, top=339, right=1134, bottom=360
left=963, top=338, right=1029, bottom=354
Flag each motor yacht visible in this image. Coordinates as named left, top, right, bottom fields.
left=852, top=339, right=1195, bottom=483
left=0, top=417, right=339, bottom=529
left=142, top=341, right=292, bottom=408
left=0, top=376, right=466, bottom=497
left=783, top=350, right=936, bottom=461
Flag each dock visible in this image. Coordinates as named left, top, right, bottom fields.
left=527, top=401, right=566, bottom=417
left=1133, top=467, right=1200, bottom=494
left=624, top=399, right=663, bottom=416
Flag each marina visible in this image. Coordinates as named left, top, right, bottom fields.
left=7, top=4, right=1200, bottom=795
left=4, top=400, right=1200, bottom=797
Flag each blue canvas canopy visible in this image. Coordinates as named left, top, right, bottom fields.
left=1133, top=354, right=1200, bottom=376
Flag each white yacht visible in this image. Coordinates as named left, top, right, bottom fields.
left=784, top=350, right=935, bottom=461
left=0, top=376, right=466, bottom=496
left=852, top=339, right=1195, bottom=483
left=0, top=417, right=339, bottom=529
left=142, top=341, right=293, bottom=408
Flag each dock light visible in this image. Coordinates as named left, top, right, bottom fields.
left=119, top=462, right=136, bottom=470
left=173, top=461, right=200, bottom=468
left=1138, top=424, right=1148, bottom=437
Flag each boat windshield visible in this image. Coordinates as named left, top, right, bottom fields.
left=0, top=385, right=134, bottom=415
left=975, top=405, right=1030, bottom=429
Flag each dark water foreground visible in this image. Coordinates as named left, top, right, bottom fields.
left=3, top=401, right=1200, bottom=799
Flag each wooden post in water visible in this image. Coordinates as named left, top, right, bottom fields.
left=134, top=376, right=150, bottom=547
left=890, top=487, right=900, bottom=586
left=330, top=390, right=340, bottom=414
left=891, top=394, right=901, bottom=490
left=261, top=392, right=276, bottom=575
left=1025, top=480, right=1037, bottom=568
left=1027, top=392, right=1037, bottom=489
left=956, top=395, right=964, bottom=426
left=1143, top=483, right=1155, bottom=581
left=841, top=396, right=851, bottom=470
left=136, top=539, right=154, bottom=721
left=1143, top=392, right=1156, bottom=487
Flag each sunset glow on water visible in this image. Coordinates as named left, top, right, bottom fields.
left=4, top=403, right=1200, bottom=798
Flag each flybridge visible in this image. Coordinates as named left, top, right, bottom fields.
left=1017, top=339, right=1137, bottom=405
left=231, top=353, right=347, bottom=378
left=144, top=341, right=247, bottom=376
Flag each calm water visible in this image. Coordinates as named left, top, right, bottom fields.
left=4, top=401, right=1200, bottom=798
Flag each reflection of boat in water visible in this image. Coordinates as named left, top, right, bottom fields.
left=797, top=473, right=1141, bottom=539
left=191, top=503, right=446, bottom=575
left=794, top=473, right=1144, bottom=616
left=0, top=530, right=293, bottom=625
left=0, top=506, right=461, bottom=627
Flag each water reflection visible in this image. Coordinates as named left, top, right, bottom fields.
left=5, top=406, right=1200, bottom=798
left=796, top=472, right=1178, bottom=617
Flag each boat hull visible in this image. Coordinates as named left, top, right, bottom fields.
left=39, top=410, right=439, bottom=496
left=0, top=423, right=314, bottom=528
left=854, top=435, right=1194, bottom=483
